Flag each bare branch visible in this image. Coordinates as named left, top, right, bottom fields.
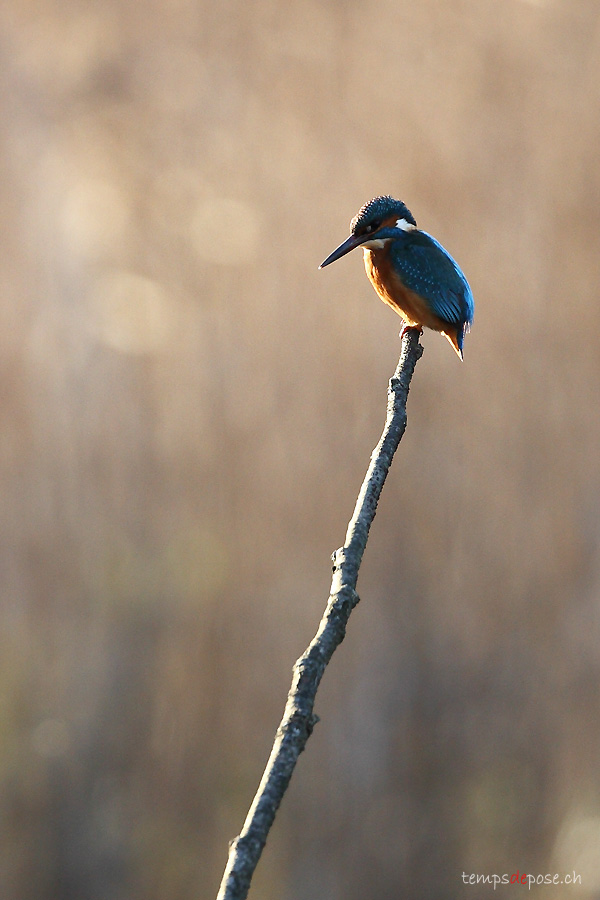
left=216, top=328, right=424, bottom=900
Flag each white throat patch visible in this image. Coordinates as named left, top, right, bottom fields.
left=362, top=238, right=387, bottom=250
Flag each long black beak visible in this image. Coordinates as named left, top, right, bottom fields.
left=319, top=233, right=368, bottom=269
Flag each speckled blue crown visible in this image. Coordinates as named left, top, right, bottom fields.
left=351, top=196, right=416, bottom=234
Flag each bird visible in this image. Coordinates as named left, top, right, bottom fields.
left=319, top=195, right=474, bottom=359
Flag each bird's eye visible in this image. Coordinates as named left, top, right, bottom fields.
left=364, top=220, right=380, bottom=235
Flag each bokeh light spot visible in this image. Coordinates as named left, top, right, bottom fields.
left=87, top=270, right=175, bottom=354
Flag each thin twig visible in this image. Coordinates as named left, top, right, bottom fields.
left=216, top=328, right=424, bottom=900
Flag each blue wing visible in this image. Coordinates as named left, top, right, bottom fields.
left=390, top=231, right=474, bottom=328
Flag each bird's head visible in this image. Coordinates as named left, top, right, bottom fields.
left=319, top=196, right=417, bottom=269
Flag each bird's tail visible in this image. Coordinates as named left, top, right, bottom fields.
left=444, top=326, right=465, bottom=361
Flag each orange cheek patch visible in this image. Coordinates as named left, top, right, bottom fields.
left=381, top=214, right=401, bottom=229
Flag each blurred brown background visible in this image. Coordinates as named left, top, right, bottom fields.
left=1, top=0, right=600, bottom=897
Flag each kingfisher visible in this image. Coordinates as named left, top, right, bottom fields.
left=319, top=196, right=474, bottom=359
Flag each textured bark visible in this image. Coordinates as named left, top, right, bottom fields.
left=216, top=328, right=423, bottom=900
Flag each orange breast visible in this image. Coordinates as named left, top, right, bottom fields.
left=363, top=248, right=461, bottom=356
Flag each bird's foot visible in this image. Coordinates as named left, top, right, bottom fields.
left=399, top=325, right=423, bottom=341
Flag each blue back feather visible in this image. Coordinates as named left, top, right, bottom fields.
left=390, top=230, right=474, bottom=331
